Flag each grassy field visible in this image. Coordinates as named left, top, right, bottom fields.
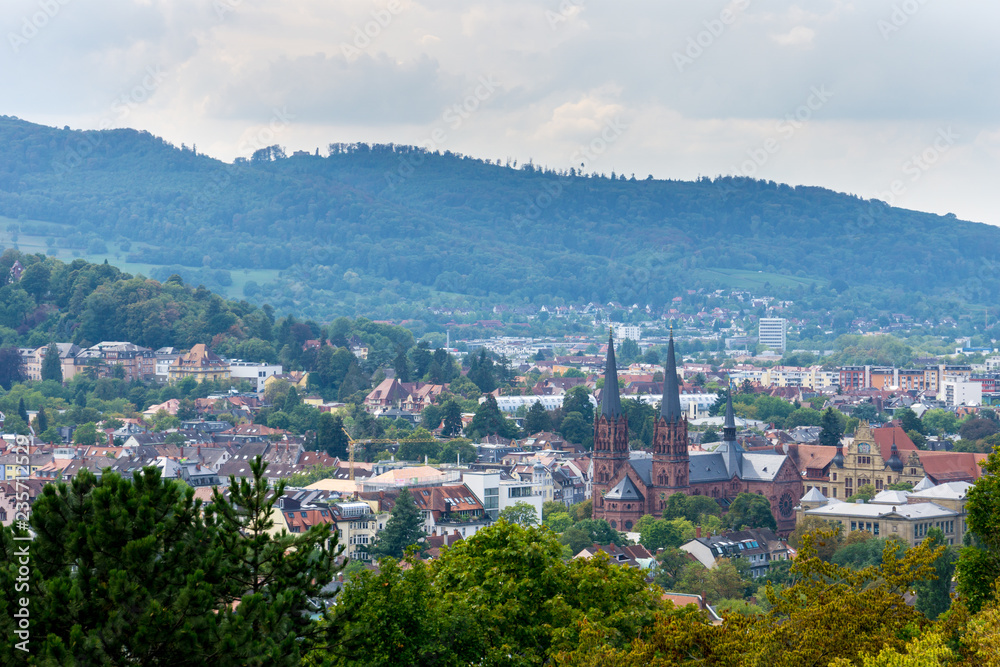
left=690, top=268, right=828, bottom=290
left=0, top=217, right=280, bottom=301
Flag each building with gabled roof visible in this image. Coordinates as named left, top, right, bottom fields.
left=168, top=344, right=231, bottom=384
left=410, top=483, right=489, bottom=537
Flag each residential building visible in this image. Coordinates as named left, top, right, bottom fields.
left=574, top=542, right=656, bottom=569
left=21, top=343, right=81, bottom=381
left=330, top=500, right=379, bottom=561
left=613, top=324, right=641, bottom=342
left=76, top=342, right=156, bottom=381
left=758, top=318, right=787, bottom=352
left=168, top=344, right=231, bottom=383
left=410, top=483, right=490, bottom=537
left=462, top=470, right=502, bottom=520
left=681, top=528, right=790, bottom=578
left=229, top=360, right=283, bottom=393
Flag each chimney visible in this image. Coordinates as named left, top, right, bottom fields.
left=696, top=525, right=702, bottom=539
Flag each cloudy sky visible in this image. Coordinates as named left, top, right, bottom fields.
left=3, top=0, right=999, bottom=224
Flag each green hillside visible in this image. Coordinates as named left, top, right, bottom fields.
left=0, top=115, right=996, bottom=322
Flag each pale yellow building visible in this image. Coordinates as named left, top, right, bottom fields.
left=168, top=344, right=231, bottom=384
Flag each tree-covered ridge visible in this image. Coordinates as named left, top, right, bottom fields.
left=1, top=115, right=998, bottom=320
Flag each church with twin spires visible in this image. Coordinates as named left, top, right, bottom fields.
left=591, top=333, right=804, bottom=535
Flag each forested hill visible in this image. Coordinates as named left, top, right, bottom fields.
left=0, top=115, right=997, bottom=321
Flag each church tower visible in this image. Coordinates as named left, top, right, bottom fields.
left=652, top=332, right=690, bottom=508
left=592, top=331, right=629, bottom=502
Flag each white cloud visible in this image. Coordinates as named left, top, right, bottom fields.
left=1, top=0, right=999, bottom=224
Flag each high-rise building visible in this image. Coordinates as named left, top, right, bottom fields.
left=758, top=318, right=787, bottom=352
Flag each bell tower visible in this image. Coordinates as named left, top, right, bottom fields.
left=652, top=331, right=689, bottom=510
left=592, top=330, right=629, bottom=504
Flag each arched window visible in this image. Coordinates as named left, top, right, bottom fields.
left=610, top=520, right=617, bottom=529
left=625, top=520, right=633, bottom=530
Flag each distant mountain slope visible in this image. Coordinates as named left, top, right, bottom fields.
left=0, top=115, right=996, bottom=320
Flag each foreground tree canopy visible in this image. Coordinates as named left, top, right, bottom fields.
left=0, top=457, right=342, bottom=666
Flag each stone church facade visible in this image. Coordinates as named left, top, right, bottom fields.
left=591, top=334, right=804, bottom=535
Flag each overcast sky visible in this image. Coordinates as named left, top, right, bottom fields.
left=3, top=0, right=999, bottom=224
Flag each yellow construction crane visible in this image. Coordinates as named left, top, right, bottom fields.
left=341, top=428, right=438, bottom=481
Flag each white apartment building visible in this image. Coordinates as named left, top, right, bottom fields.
left=229, top=361, right=283, bottom=393
left=758, top=318, right=787, bottom=352
left=613, top=324, right=642, bottom=342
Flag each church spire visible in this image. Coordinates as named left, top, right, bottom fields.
left=600, top=329, right=622, bottom=420
left=723, top=385, right=737, bottom=442
left=660, top=329, right=683, bottom=422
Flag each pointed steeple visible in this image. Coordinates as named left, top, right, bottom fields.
left=886, top=431, right=904, bottom=472
left=723, top=386, right=737, bottom=442
left=660, top=330, right=683, bottom=422
left=600, top=330, right=622, bottom=420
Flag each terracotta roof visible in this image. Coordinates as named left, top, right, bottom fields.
left=786, top=444, right=837, bottom=475
left=914, top=451, right=988, bottom=484
left=871, top=426, right=917, bottom=461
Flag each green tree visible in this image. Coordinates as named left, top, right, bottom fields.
left=370, top=488, right=426, bottom=560
left=542, top=500, right=565, bottom=520
left=959, top=417, right=999, bottom=442
left=209, top=456, right=344, bottom=665
left=73, top=421, right=99, bottom=447
left=957, top=446, right=1000, bottom=612
left=420, top=403, right=443, bottom=431
left=0, top=461, right=342, bottom=667
left=724, top=492, right=777, bottom=531
left=441, top=399, right=463, bottom=437
left=17, top=397, right=28, bottom=425
left=575, top=518, right=626, bottom=546
left=784, top=407, right=823, bottom=429
left=702, top=427, right=719, bottom=444
left=499, top=502, right=539, bottom=526
left=316, top=412, right=349, bottom=458
left=638, top=517, right=695, bottom=551
left=33, top=405, right=48, bottom=434
left=847, top=483, right=876, bottom=503
left=467, top=394, right=518, bottom=440
left=41, top=341, right=63, bottom=383
left=913, top=527, right=956, bottom=619
left=559, top=411, right=592, bottom=448
left=851, top=403, right=878, bottom=423
left=524, top=400, right=553, bottom=435
left=617, top=337, right=640, bottom=363
left=544, top=512, right=573, bottom=533
left=896, top=407, right=923, bottom=434
left=921, top=408, right=959, bottom=435
left=439, top=437, right=477, bottom=465
left=562, top=385, right=594, bottom=423
left=819, top=407, right=844, bottom=447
